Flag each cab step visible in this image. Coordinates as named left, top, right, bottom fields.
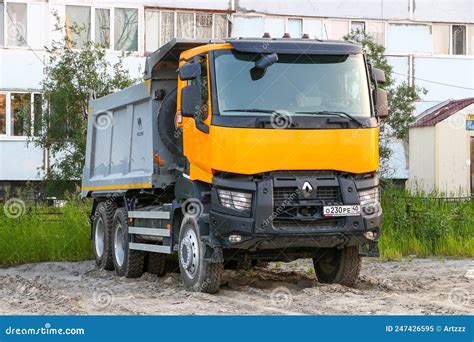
left=127, top=206, right=173, bottom=254
left=129, top=243, right=171, bottom=254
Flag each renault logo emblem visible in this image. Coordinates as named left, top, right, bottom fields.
left=302, top=181, right=313, bottom=197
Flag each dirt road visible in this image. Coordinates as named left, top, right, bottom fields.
left=0, top=258, right=472, bottom=315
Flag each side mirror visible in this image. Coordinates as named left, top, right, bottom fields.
left=255, top=53, right=278, bottom=69
left=179, top=62, right=200, bottom=81
left=372, top=68, right=386, bottom=85
left=375, top=88, right=388, bottom=119
left=181, top=84, right=200, bottom=117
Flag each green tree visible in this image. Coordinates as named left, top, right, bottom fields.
left=344, top=31, right=426, bottom=177
left=27, top=17, right=136, bottom=188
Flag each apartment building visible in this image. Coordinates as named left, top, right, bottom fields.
left=1, top=0, right=473, bottom=193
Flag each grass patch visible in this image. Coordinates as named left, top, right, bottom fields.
left=380, top=187, right=474, bottom=260
left=0, top=199, right=93, bottom=265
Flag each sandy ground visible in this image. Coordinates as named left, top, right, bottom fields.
left=0, top=258, right=472, bottom=315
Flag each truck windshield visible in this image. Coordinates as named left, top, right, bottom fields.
left=213, top=50, right=371, bottom=118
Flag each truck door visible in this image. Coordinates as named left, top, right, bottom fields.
left=180, top=55, right=213, bottom=183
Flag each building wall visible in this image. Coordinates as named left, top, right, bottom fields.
left=1, top=0, right=474, bottom=182
left=435, top=103, right=474, bottom=196
left=408, top=126, right=436, bottom=193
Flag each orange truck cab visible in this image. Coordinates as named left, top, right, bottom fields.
left=82, top=38, right=388, bottom=293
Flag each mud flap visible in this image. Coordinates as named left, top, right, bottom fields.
left=359, top=241, right=379, bottom=257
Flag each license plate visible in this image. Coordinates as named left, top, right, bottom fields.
left=323, top=205, right=361, bottom=217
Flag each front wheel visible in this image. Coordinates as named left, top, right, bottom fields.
left=313, top=246, right=361, bottom=287
left=178, top=217, right=222, bottom=293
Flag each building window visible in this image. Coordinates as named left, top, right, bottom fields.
left=232, top=16, right=264, bottom=38
left=0, top=92, right=41, bottom=137
left=0, top=1, right=4, bottom=46
left=95, top=8, right=110, bottom=48
left=33, top=94, right=42, bottom=136
left=331, top=20, right=349, bottom=40
left=177, top=12, right=194, bottom=39
left=160, top=12, right=175, bottom=47
left=196, top=13, right=213, bottom=38
left=367, top=21, right=384, bottom=45
left=11, top=93, right=31, bottom=137
left=288, top=18, right=302, bottom=38
left=304, top=19, right=323, bottom=39
left=0, top=94, right=6, bottom=134
left=6, top=2, right=27, bottom=47
left=214, top=14, right=228, bottom=38
left=452, top=25, right=466, bottom=55
left=114, top=8, right=138, bottom=51
left=351, top=21, right=366, bottom=34
left=351, top=21, right=366, bottom=40
left=145, top=10, right=160, bottom=52
left=469, top=26, right=474, bottom=55
left=387, top=24, right=433, bottom=53
left=266, top=17, right=285, bottom=38
left=65, top=5, right=91, bottom=48
left=145, top=10, right=230, bottom=52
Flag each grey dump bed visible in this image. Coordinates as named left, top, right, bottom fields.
left=81, top=39, right=210, bottom=197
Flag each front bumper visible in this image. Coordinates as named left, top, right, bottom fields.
left=209, top=172, right=381, bottom=251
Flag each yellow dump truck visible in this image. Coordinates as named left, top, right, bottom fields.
left=81, top=38, right=388, bottom=293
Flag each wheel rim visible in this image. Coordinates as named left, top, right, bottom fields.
left=114, top=223, right=126, bottom=267
left=180, top=226, right=199, bottom=279
left=94, top=217, right=105, bottom=258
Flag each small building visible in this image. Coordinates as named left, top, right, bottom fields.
left=408, top=98, right=474, bottom=196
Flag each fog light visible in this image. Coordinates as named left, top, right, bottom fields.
left=229, top=235, right=242, bottom=243
left=364, top=231, right=376, bottom=240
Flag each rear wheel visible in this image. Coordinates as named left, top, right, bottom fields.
left=112, top=208, right=145, bottom=278
left=92, top=202, right=116, bottom=270
left=313, top=246, right=361, bottom=287
left=178, top=217, right=222, bottom=293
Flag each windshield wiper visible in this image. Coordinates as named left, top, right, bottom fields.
left=223, top=108, right=277, bottom=114
left=294, top=111, right=363, bottom=127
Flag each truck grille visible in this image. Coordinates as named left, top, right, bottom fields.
left=272, top=186, right=344, bottom=229
left=274, top=186, right=341, bottom=205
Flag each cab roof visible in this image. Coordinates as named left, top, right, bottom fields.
left=144, top=38, right=362, bottom=80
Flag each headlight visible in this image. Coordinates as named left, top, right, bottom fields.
left=358, top=187, right=380, bottom=214
left=217, top=189, right=252, bottom=211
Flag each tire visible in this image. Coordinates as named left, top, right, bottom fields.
left=313, top=246, right=361, bottom=287
left=112, top=208, right=145, bottom=278
left=178, top=217, right=223, bottom=293
left=92, top=201, right=117, bottom=270
left=157, top=88, right=182, bottom=156
left=145, top=253, right=167, bottom=277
